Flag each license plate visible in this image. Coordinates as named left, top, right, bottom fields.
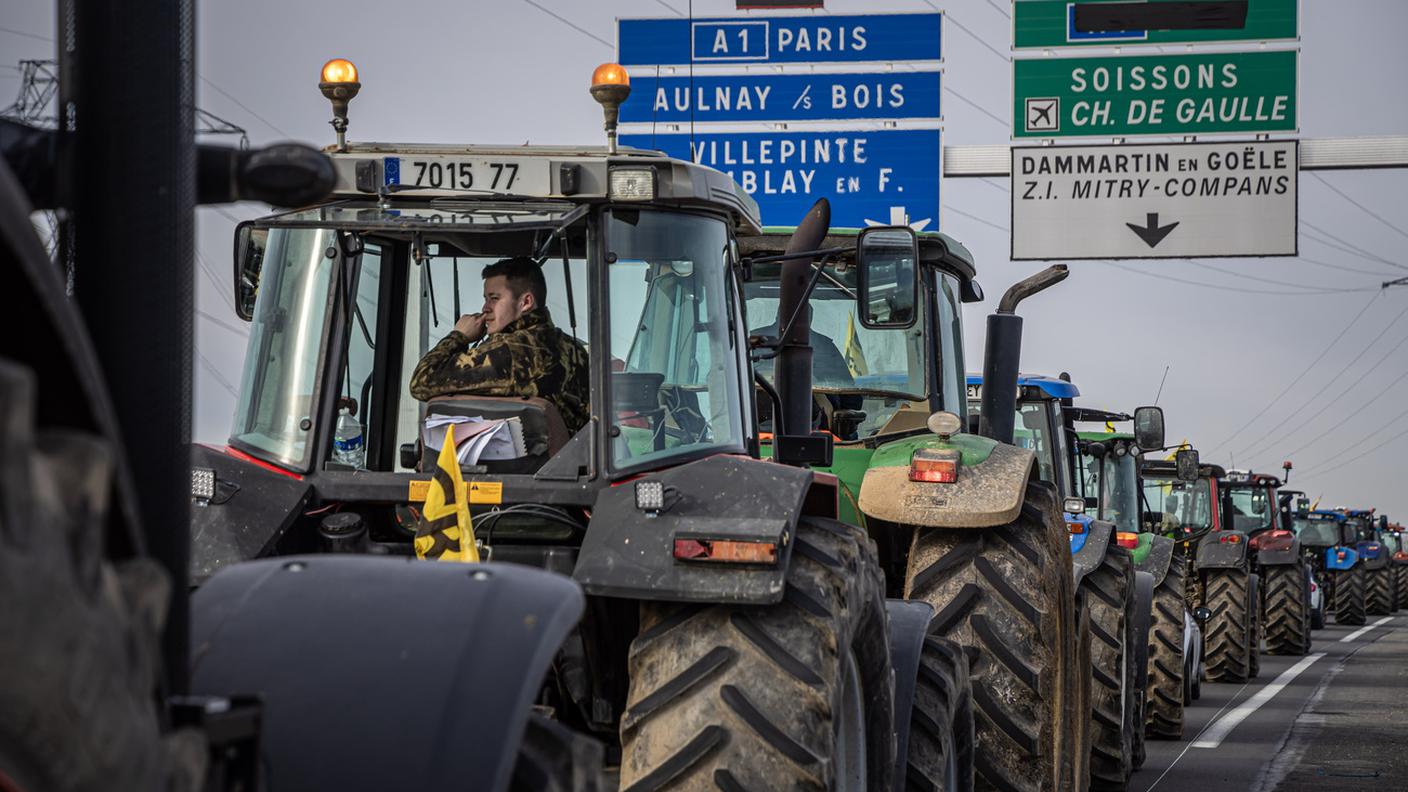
left=384, top=156, right=551, bottom=196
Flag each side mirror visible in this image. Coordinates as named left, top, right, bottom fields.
left=1175, top=448, right=1199, bottom=482
left=233, top=222, right=267, bottom=321
left=856, top=225, right=918, bottom=329
left=1133, top=405, right=1165, bottom=452
left=1381, top=516, right=1390, bottom=531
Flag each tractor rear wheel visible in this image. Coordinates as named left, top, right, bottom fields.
left=906, top=636, right=975, bottom=792
left=620, top=516, right=893, bottom=792
left=1145, top=562, right=1187, bottom=740
left=1333, top=567, right=1366, bottom=626
left=1396, top=566, right=1408, bottom=611
left=1201, top=569, right=1254, bottom=683
left=1247, top=574, right=1262, bottom=679
left=903, top=481, right=1084, bottom=792
left=1264, top=564, right=1311, bottom=655
left=1081, top=548, right=1136, bottom=791
left=1366, top=567, right=1394, bottom=617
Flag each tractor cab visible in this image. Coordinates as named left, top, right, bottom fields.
left=1292, top=509, right=1354, bottom=549
left=1343, top=509, right=1385, bottom=563
left=1222, top=469, right=1295, bottom=553
left=1140, top=460, right=1227, bottom=548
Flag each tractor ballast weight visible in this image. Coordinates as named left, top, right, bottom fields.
left=190, top=556, right=593, bottom=792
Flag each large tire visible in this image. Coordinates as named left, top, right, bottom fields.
left=903, top=481, right=1084, bottom=792
left=1367, top=567, right=1395, bottom=616
left=907, top=636, right=976, bottom=792
left=1333, top=566, right=1366, bottom=626
left=1081, top=548, right=1136, bottom=791
left=1396, top=566, right=1408, bottom=610
left=1263, top=565, right=1311, bottom=655
left=620, top=516, right=893, bottom=792
left=1201, top=569, right=1254, bottom=683
left=0, top=362, right=181, bottom=792
left=1145, top=562, right=1187, bottom=740
left=1247, top=574, right=1262, bottom=679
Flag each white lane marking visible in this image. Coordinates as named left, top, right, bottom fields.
left=1340, top=616, right=1393, bottom=642
left=1191, top=653, right=1326, bottom=749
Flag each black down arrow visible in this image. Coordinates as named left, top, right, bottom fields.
left=1126, top=213, right=1179, bottom=248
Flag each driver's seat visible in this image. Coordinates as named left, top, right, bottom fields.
left=419, top=395, right=569, bottom=473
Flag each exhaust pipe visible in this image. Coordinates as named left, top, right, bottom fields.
left=774, top=198, right=830, bottom=444
left=979, top=265, right=1069, bottom=445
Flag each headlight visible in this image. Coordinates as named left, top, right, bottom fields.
left=192, top=467, right=216, bottom=501
left=610, top=168, right=656, bottom=200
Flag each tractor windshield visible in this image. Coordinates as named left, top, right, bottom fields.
left=605, top=209, right=747, bottom=471
left=745, top=260, right=927, bottom=438
left=1079, top=446, right=1140, bottom=532
left=1228, top=486, right=1275, bottom=533
left=1141, top=475, right=1216, bottom=539
left=1292, top=516, right=1344, bottom=547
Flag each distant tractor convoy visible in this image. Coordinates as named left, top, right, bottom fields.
left=2, top=52, right=1377, bottom=791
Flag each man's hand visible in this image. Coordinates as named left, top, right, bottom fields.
left=454, top=313, right=487, bottom=343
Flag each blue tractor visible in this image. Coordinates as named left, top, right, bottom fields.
left=1294, top=509, right=1366, bottom=625
left=968, top=373, right=1155, bottom=791
left=1344, top=509, right=1399, bottom=616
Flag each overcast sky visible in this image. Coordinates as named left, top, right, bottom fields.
left=4, top=0, right=1407, bottom=517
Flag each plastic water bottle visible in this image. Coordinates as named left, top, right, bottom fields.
left=332, top=408, right=364, bottom=468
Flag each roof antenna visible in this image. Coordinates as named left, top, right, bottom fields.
left=1154, top=364, right=1170, bottom=405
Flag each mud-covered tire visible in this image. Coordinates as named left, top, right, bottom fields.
left=1082, top=548, right=1136, bottom=791
left=0, top=362, right=179, bottom=792
left=907, top=636, right=975, bottom=792
left=903, top=481, right=1084, bottom=792
left=1145, top=562, right=1187, bottom=740
left=1263, top=565, right=1311, bottom=655
left=620, top=516, right=893, bottom=792
left=1396, top=566, right=1408, bottom=611
left=1334, top=566, right=1367, bottom=626
left=1247, top=574, right=1262, bottom=679
left=1201, top=569, right=1254, bottom=683
left=1366, top=567, right=1395, bottom=616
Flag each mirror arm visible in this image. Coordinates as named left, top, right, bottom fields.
left=745, top=246, right=850, bottom=265
left=754, top=369, right=786, bottom=438
left=776, top=254, right=837, bottom=347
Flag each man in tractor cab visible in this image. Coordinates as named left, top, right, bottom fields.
left=409, top=256, right=590, bottom=433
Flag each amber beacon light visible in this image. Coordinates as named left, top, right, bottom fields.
left=589, top=63, right=632, bottom=154
left=319, top=58, right=361, bottom=151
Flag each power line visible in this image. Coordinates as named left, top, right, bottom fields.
left=1188, top=260, right=1367, bottom=293
left=1205, top=290, right=1382, bottom=452
left=1103, top=261, right=1378, bottom=297
left=1300, top=219, right=1405, bottom=270
left=1296, top=405, right=1408, bottom=480
left=198, top=75, right=290, bottom=138
left=1233, top=300, right=1408, bottom=459
left=926, top=4, right=1010, bottom=62
left=1273, top=363, right=1408, bottom=464
left=0, top=25, right=52, bottom=43
left=1296, top=252, right=1401, bottom=278
left=653, top=0, right=684, bottom=16
left=1311, top=171, right=1408, bottom=243
left=520, top=0, right=613, bottom=50
left=196, top=308, right=249, bottom=338
left=984, top=0, right=1012, bottom=19
left=196, top=250, right=238, bottom=312
left=196, top=351, right=238, bottom=398
left=943, top=86, right=1007, bottom=128
left=943, top=204, right=1008, bottom=233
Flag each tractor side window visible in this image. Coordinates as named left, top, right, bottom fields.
left=936, top=273, right=966, bottom=419
left=231, top=227, right=338, bottom=470
left=1013, top=402, right=1056, bottom=485
left=327, top=243, right=383, bottom=468
left=606, top=209, right=745, bottom=470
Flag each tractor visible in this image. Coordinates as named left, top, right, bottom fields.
left=1071, top=419, right=1205, bottom=741
left=1140, top=460, right=1264, bottom=683
left=965, top=374, right=1155, bottom=790
left=1290, top=508, right=1366, bottom=626
left=740, top=231, right=1091, bottom=791
left=176, top=58, right=1036, bottom=791
left=1222, top=469, right=1313, bottom=656
left=1343, top=509, right=1397, bottom=617
left=1280, top=490, right=1327, bottom=629
left=1381, top=520, right=1408, bottom=610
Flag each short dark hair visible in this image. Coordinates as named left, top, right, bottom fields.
left=482, top=257, right=547, bottom=308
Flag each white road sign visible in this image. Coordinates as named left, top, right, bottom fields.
left=1011, top=140, right=1298, bottom=260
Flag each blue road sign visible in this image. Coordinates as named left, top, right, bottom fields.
left=621, top=128, right=941, bottom=230
left=620, top=71, right=941, bottom=124
left=618, top=13, right=942, bottom=66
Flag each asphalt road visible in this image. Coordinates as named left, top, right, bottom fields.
left=1131, top=614, right=1406, bottom=792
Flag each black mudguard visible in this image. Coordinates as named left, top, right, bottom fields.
left=190, top=444, right=313, bottom=584
left=886, top=599, right=934, bottom=792
left=190, top=555, right=585, bottom=792
left=574, top=455, right=812, bottom=604
left=1134, top=534, right=1176, bottom=587
left=1072, top=519, right=1115, bottom=588
left=1362, top=553, right=1390, bottom=571
left=1132, top=571, right=1155, bottom=690
left=1196, top=532, right=1249, bottom=569
left=1257, top=546, right=1301, bottom=566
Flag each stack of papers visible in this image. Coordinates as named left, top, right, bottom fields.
left=423, top=414, right=527, bottom=465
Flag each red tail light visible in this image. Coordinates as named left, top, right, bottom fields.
left=673, top=538, right=778, bottom=565
left=910, top=449, right=960, bottom=483
left=1116, top=532, right=1139, bottom=549
left=1219, top=533, right=1243, bottom=545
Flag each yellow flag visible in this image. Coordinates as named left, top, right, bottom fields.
left=1163, top=439, right=1188, bottom=461
left=843, top=311, right=869, bottom=378
left=1105, top=421, right=1117, bottom=433
left=414, top=424, right=480, bottom=563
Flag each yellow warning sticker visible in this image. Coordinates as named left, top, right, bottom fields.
left=469, top=481, right=503, bottom=504
left=408, top=479, right=431, bottom=502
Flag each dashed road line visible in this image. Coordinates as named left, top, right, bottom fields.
left=1191, top=653, right=1326, bottom=749
left=1339, top=616, right=1393, bottom=642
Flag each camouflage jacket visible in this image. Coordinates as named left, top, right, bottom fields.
left=409, top=308, right=590, bottom=434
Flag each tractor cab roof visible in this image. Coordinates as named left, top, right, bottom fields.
left=1141, top=459, right=1226, bottom=480
left=1307, top=510, right=1348, bottom=522
left=738, top=229, right=980, bottom=301
left=1223, top=469, right=1284, bottom=488
left=965, top=373, right=1081, bottom=400
left=320, top=141, right=763, bottom=234
left=1065, top=407, right=1133, bottom=425
left=1343, top=508, right=1376, bottom=518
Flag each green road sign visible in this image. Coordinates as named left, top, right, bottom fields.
left=1013, top=49, right=1297, bottom=139
left=1013, top=0, right=1299, bottom=49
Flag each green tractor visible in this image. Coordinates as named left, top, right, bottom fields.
left=1072, top=422, right=1205, bottom=741
left=744, top=231, right=1091, bottom=791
